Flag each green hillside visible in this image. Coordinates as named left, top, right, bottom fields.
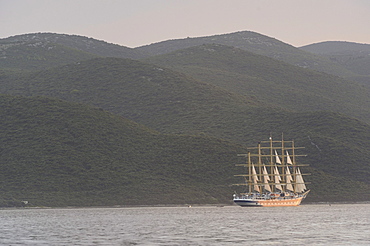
left=1, top=58, right=369, bottom=179
left=300, top=41, right=370, bottom=54
left=1, top=95, right=369, bottom=207
left=0, top=57, right=260, bottom=123
left=0, top=33, right=369, bottom=206
left=300, top=41, right=370, bottom=87
left=0, top=40, right=97, bottom=71
left=1, top=31, right=357, bottom=77
left=136, top=30, right=354, bottom=77
left=144, top=44, right=370, bottom=124
left=2, top=33, right=145, bottom=60
left=0, top=95, right=246, bottom=206
left=1, top=57, right=369, bottom=205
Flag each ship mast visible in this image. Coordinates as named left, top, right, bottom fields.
left=258, top=142, right=262, bottom=189
left=292, top=139, right=297, bottom=193
left=235, top=135, right=310, bottom=194
left=269, top=136, right=274, bottom=191
left=281, top=133, right=286, bottom=192
left=248, top=152, right=252, bottom=194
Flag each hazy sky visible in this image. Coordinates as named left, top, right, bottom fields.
left=1, top=0, right=370, bottom=47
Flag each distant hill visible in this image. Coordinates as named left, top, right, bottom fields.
left=300, top=41, right=370, bottom=55
left=0, top=32, right=358, bottom=78
left=0, top=57, right=259, bottom=125
left=1, top=31, right=362, bottom=78
left=1, top=32, right=370, bottom=206
left=0, top=94, right=246, bottom=206
left=144, top=44, right=370, bottom=124
left=0, top=40, right=98, bottom=71
left=3, top=56, right=369, bottom=129
left=1, top=58, right=369, bottom=200
left=0, top=95, right=369, bottom=207
left=2, top=33, right=147, bottom=58
left=300, top=41, right=370, bottom=86
left=136, top=30, right=354, bottom=77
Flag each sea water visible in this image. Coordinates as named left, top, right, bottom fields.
left=0, top=204, right=369, bottom=245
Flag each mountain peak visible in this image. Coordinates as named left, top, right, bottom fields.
left=1, top=32, right=146, bottom=59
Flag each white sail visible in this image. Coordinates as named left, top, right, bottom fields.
left=299, top=168, right=307, bottom=190
left=275, top=150, right=281, bottom=164
left=295, top=167, right=306, bottom=193
left=274, top=166, right=282, bottom=191
left=234, top=136, right=310, bottom=207
left=286, top=151, right=293, bottom=165
left=285, top=167, right=294, bottom=191
left=252, top=164, right=260, bottom=192
left=262, top=166, right=271, bottom=192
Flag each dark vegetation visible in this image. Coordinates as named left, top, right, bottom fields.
left=300, top=41, right=370, bottom=88
left=144, top=44, right=370, bottom=123
left=0, top=95, right=247, bottom=206
left=136, top=31, right=355, bottom=77
left=0, top=95, right=369, bottom=207
left=0, top=41, right=97, bottom=71
left=0, top=32, right=369, bottom=206
left=1, top=33, right=145, bottom=60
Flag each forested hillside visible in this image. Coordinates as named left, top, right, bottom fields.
left=0, top=95, right=246, bottom=206
left=136, top=30, right=354, bottom=77
left=0, top=32, right=369, bottom=206
left=1, top=95, right=369, bottom=207
left=0, top=41, right=97, bottom=71
left=144, top=44, right=370, bottom=123
left=300, top=41, right=370, bottom=87
left=1, top=33, right=145, bottom=60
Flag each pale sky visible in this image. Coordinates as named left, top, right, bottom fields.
left=1, top=0, right=370, bottom=48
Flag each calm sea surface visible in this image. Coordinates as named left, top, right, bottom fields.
left=0, top=204, right=369, bottom=245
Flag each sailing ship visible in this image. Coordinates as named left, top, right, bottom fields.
left=233, top=135, right=310, bottom=207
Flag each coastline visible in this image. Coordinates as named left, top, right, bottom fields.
left=1, top=201, right=370, bottom=210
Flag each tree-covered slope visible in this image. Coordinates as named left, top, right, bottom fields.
left=0, top=33, right=369, bottom=206
left=0, top=57, right=260, bottom=126
left=144, top=44, right=370, bottom=124
left=300, top=41, right=370, bottom=55
left=1, top=57, right=369, bottom=204
left=136, top=30, right=354, bottom=77
left=0, top=95, right=369, bottom=207
left=0, top=95, right=247, bottom=206
left=0, top=40, right=98, bottom=71
left=0, top=31, right=356, bottom=77
left=1, top=58, right=369, bottom=184
left=300, top=41, right=370, bottom=87
left=1, top=33, right=146, bottom=60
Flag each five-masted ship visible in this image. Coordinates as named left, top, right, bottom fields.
left=233, top=135, right=310, bottom=207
